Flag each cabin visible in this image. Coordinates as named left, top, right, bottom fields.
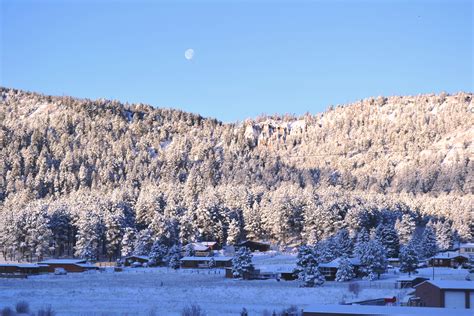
left=124, top=255, right=150, bottom=267
left=235, top=240, right=271, bottom=252
left=414, top=280, right=474, bottom=309
left=396, top=277, right=429, bottom=289
left=37, top=259, right=98, bottom=273
left=459, top=243, right=474, bottom=258
left=302, top=305, right=473, bottom=316
left=0, top=263, right=44, bottom=275
left=180, top=256, right=232, bottom=269
left=319, top=257, right=361, bottom=280
left=429, top=252, right=469, bottom=268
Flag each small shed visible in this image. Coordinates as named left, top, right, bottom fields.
left=414, top=280, right=474, bottom=308
left=180, top=256, right=232, bottom=269
left=429, top=252, right=469, bottom=268
left=236, top=241, right=271, bottom=252
left=37, top=259, right=96, bottom=273
left=124, top=255, right=150, bottom=267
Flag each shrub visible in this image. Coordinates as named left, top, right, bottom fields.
left=1, top=307, right=14, bottom=316
left=181, top=304, right=205, bottom=316
left=37, top=305, right=55, bottom=316
left=16, top=300, right=30, bottom=313
left=348, top=282, right=362, bottom=297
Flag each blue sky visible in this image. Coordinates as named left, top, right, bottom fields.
left=1, top=0, right=472, bottom=122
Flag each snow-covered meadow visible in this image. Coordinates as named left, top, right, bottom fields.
left=0, top=253, right=403, bottom=316
left=1, top=253, right=469, bottom=315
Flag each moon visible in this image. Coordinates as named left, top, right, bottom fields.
left=184, top=49, right=194, bottom=60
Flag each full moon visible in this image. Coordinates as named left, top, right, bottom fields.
left=184, top=49, right=194, bottom=60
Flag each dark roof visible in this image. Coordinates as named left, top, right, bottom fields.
left=415, top=280, right=474, bottom=290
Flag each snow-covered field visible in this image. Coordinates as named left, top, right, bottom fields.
left=0, top=254, right=469, bottom=315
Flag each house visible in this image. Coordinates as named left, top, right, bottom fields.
left=0, top=263, right=44, bottom=275
left=429, top=251, right=469, bottom=268
left=459, top=243, right=474, bottom=258
left=180, top=256, right=232, bottom=269
left=302, top=305, right=473, bottom=316
left=319, top=257, right=361, bottom=280
left=37, top=259, right=98, bottom=273
left=396, top=277, right=429, bottom=289
left=414, top=280, right=474, bottom=308
left=235, top=240, right=271, bottom=252
left=124, top=255, right=150, bottom=267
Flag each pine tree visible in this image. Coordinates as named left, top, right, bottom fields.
left=232, top=247, right=254, bottom=278
left=395, top=214, right=416, bottom=245
left=184, top=243, right=195, bottom=257
left=227, top=218, right=241, bottom=245
left=299, top=264, right=325, bottom=287
left=334, top=228, right=353, bottom=257
left=359, top=239, right=387, bottom=280
left=294, top=245, right=318, bottom=275
left=420, top=225, right=438, bottom=259
left=335, top=256, right=355, bottom=282
left=435, top=221, right=454, bottom=251
left=133, top=229, right=153, bottom=256
left=166, top=244, right=182, bottom=269
left=399, top=241, right=419, bottom=276
left=121, top=227, right=136, bottom=258
left=148, top=240, right=168, bottom=266
left=295, top=245, right=325, bottom=287
left=374, top=223, right=399, bottom=258
left=354, top=228, right=370, bottom=258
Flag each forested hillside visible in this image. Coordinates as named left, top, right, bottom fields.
left=0, top=87, right=472, bottom=261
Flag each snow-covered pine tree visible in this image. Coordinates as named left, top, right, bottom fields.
left=166, top=244, right=182, bottom=269
left=395, top=214, right=416, bottom=245
left=184, top=243, right=196, bottom=257
left=315, top=239, right=337, bottom=263
left=121, top=227, right=136, bottom=258
left=208, top=257, right=216, bottom=269
left=227, top=218, right=241, bottom=245
left=295, top=245, right=325, bottom=287
left=294, top=245, right=318, bottom=275
left=335, top=256, right=355, bottom=282
left=232, top=247, right=254, bottom=278
left=399, top=240, right=419, bottom=276
left=435, top=220, right=454, bottom=251
left=420, top=225, right=438, bottom=259
left=133, top=229, right=153, bottom=256
left=359, top=239, right=387, bottom=280
left=354, top=228, right=370, bottom=258
left=334, top=228, right=353, bottom=257
left=299, top=264, right=325, bottom=287
left=148, top=239, right=168, bottom=266
left=374, top=223, right=399, bottom=258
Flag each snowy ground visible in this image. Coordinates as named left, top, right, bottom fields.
left=0, top=254, right=469, bottom=315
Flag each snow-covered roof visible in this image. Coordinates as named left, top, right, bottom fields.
left=38, top=259, right=87, bottom=264
left=187, top=243, right=211, bottom=251
left=125, top=255, right=149, bottom=260
left=460, top=242, right=474, bottom=247
left=430, top=251, right=469, bottom=259
left=199, top=241, right=217, bottom=247
left=303, top=305, right=472, bottom=315
left=319, top=257, right=361, bottom=268
left=0, top=263, right=40, bottom=268
left=416, top=280, right=474, bottom=290
left=75, top=263, right=98, bottom=268
left=180, top=256, right=232, bottom=262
